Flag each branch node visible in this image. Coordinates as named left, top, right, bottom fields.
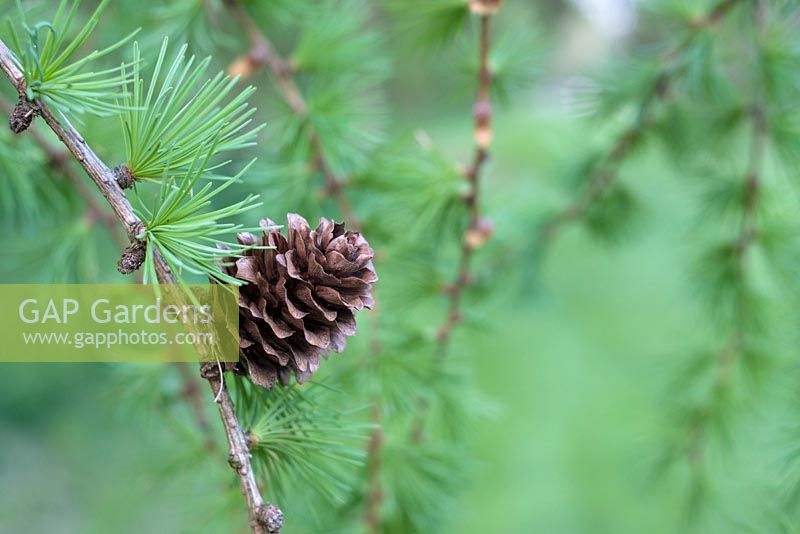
left=117, top=240, right=146, bottom=275
left=113, top=164, right=135, bottom=189
left=244, top=429, right=259, bottom=450
left=9, top=97, right=38, bottom=134
left=229, top=54, right=258, bottom=80
left=257, top=503, right=284, bottom=533
left=228, top=451, right=244, bottom=471
left=473, top=97, right=492, bottom=122
left=464, top=217, right=493, bottom=250
left=200, top=361, right=222, bottom=380
left=469, top=0, right=503, bottom=15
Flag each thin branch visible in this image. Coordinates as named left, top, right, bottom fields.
left=222, top=0, right=359, bottom=228
left=408, top=5, right=498, bottom=446
left=436, top=11, right=494, bottom=350
left=685, top=0, right=768, bottom=471
left=685, top=129, right=761, bottom=465
left=0, top=38, right=279, bottom=534
left=206, top=372, right=281, bottom=534
left=537, top=0, right=743, bottom=247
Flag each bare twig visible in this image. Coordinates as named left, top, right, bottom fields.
left=0, top=38, right=279, bottom=534
left=206, top=372, right=282, bottom=534
left=537, top=0, right=743, bottom=247
left=223, top=0, right=359, bottom=228
left=408, top=4, right=499, bottom=446
left=685, top=0, right=768, bottom=470
left=435, top=12, right=494, bottom=347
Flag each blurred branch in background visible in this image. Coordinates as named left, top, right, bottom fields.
left=436, top=0, right=497, bottom=348
left=683, top=99, right=767, bottom=506
left=406, top=0, right=501, bottom=445
left=668, top=0, right=773, bottom=514
left=222, top=0, right=359, bottom=227
left=537, top=0, right=742, bottom=250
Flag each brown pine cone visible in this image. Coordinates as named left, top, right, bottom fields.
left=226, top=214, right=376, bottom=388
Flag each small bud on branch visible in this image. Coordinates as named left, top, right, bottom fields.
left=464, top=217, right=493, bottom=250
left=259, top=504, right=284, bottom=533
left=469, top=0, right=503, bottom=16
left=8, top=98, right=38, bottom=134
left=113, top=164, right=135, bottom=190
left=117, top=240, right=147, bottom=274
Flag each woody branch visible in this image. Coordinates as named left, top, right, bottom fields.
left=0, top=37, right=281, bottom=534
